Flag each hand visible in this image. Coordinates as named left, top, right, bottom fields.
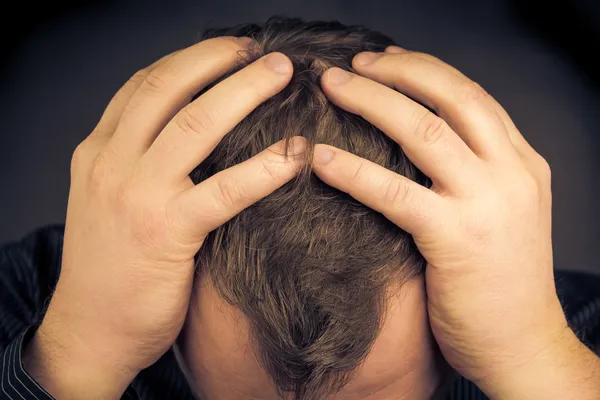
left=22, top=38, right=304, bottom=399
left=313, top=47, right=600, bottom=399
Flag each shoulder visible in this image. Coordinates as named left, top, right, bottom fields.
left=0, top=224, right=65, bottom=321
left=0, top=224, right=65, bottom=272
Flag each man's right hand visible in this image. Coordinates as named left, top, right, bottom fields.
left=22, top=37, right=305, bottom=400
left=314, top=47, right=600, bottom=399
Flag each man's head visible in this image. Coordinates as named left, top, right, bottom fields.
left=179, top=17, right=444, bottom=400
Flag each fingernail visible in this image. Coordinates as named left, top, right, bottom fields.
left=326, top=68, right=352, bottom=85
left=354, top=52, right=382, bottom=66
left=314, top=146, right=335, bottom=165
left=235, top=36, right=255, bottom=47
left=264, top=53, right=292, bottom=74
left=385, top=45, right=406, bottom=54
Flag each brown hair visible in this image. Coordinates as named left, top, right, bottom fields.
left=191, top=17, right=429, bottom=400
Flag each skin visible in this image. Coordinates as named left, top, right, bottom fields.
left=21, top=38, right=600, bottom=400
left=179, top=273, right=446, bottom=400
left=314, top=46, right=600, bottom=399
left=22, top=37, right=304, bottom=399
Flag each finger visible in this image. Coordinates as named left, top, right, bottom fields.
left=383, top=48, right=547, bottom=175
left=142, top=52, right=293, bottom=183
left=171, top=137, right=306, bottom=239
left=352, top=50, right=517, bottom=160
left=311, top=144, right=445, bottom=235
left=109, top=36, right=256, bottom=160
left=90, top=50, right=181, bottom=143
left=385, top=46, right=536, bottom=156
left=384, top=46, right=408, bottom=54
left=321, top=68, right=482, bottom=194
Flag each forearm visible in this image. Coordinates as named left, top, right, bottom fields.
left=22, top=310, right=138, bottom=400
left=478, top=329, right=600, bottom=400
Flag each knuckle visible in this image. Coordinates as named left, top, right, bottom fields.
left=174, top=107, right=215, bottom=138
left=202, top=36, right=242, bottom=52
left=87, top=150, right=117, bottom=190
left=190, top=37, right=246, bottom=66
left=414, top=113, right=450, bottom=147
left=350, top=161, right=367, bottom=184
left=128, top=68, right=151, bottom=87
left=391, top=51, right=419, bottom=66
left=70, top=142, right=90, bottom=172
left=454, top=80, right=489, bottom=104
left=383, top=177, right=411, bottom=209
left=139, top=69, right=168, bottom=95
left=260, top=159, right=281, bottom=182
left=216, top=178, right=246, bottom=208
left=391, top=51, right=436, bottom=70
left=389, top=53, right=413, bottom=73
left=414, top=52, right=442, bottom=64
left=536, top=156, right=552, bottom=183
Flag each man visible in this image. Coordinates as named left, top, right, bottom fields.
left=181, top=19, right=444, bottom=400
left=1, top=17, right=599, bottom=400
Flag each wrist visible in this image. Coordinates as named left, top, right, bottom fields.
left=477, top=327, right=600, bottom=400
left=22, top=310, right=139, bottom=400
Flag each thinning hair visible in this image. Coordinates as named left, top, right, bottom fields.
left=191, top=17, right=429, bottom=400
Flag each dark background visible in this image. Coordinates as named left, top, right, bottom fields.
left=1, top=0, right=598, bottom=273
